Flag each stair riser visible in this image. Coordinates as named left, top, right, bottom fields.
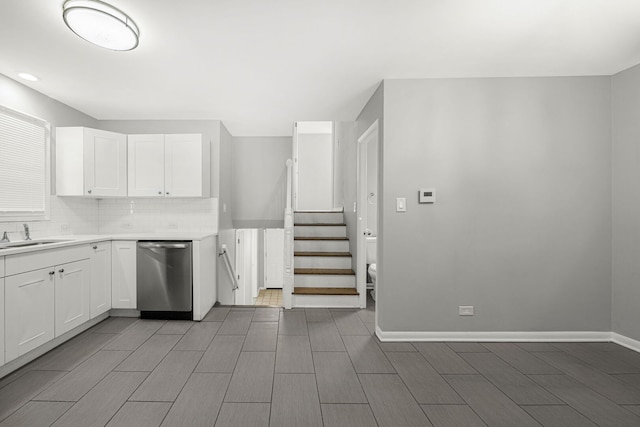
left=294, top=256, right=352, bottom=269
left=294, top=226, right=346, bottom=238
left=294, top=212, right=344, bottom=224
left=292, top=294, right=361, bottom=308
left=295, top=275, right=356, bottom=287
left=294, top=240, right=350, bottom=252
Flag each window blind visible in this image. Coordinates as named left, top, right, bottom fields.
left=0, top=107, right=48, bottom=215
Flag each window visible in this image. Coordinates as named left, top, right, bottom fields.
left=0, top=105, right=50, bottom=220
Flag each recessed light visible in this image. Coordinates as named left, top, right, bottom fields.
left=62, top=0, right=140, bottom=51
left=18, top=73, right=39, bottom=82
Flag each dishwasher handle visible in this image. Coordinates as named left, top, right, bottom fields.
left=138, top=242, right=190, bottom=249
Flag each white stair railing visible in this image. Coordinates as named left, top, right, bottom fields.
left=283, top=158, right=294, bottom=309
left=219, top=245, right=239, bottom=292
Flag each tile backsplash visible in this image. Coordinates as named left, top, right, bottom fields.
left=98, top=198, right=218, bottom=234
left=0, top=197, right=218, bottom=240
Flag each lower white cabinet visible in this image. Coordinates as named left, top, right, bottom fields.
left=90, top=242, right=112, bottom=318
left=0, top=277, right=5, bottom=367
left=112, top=241, right=137, bottom=309
left=55, top=259, right=91, bottom=337
left=5, top=268, right=55, bottom=362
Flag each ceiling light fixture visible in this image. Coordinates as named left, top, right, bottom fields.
left=62, top=0, right=139, bottom=51
left=18, top=73, right=40, bottom=82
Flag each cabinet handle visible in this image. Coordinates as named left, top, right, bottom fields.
left=87, top=189, right=92, bottom=194
left=59, top=268, right=65, bottom=274
left=92, top=245, right=98, bottom=250
left=158, top=191, right=162, bottom=195
left=166, top=192, right=170, bottom=195
left=49, top=271, right=55, bottom=276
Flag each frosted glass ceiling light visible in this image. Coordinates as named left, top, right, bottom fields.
left=62, top=0, right=139, bottom=51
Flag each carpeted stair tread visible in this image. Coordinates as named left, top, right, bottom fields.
left=293, top=287, right=359, bottom=295
left=294, top=223, right=347, bottom=226
left=294, top=237, right=348, bottom=241
left=295, top=268, right=355, bottom=275
left=294, top=251, right=352, bottom=257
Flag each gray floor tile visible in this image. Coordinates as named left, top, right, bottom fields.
left=242, top=322, right=278, bottom=352
left=421, top=405, right=487, bottom=427
left=52, top=371, right=148, bottom=427
left=35, top=350, right=131, bottom=401
left=553, top=343, right=640, bottom=374
left=32, top=332, right=117, bottom=371
left=203, top=306, right=230, bottom=322
left=482, top=342, right=562, bottom=375
left=516, top=342, right=562, bottom=352
left=308, top=321, right=345, bottom=351
left=614, top=373, right=640, bottom=389
left=444, top=374, right=540, bottom=427
left=359, top=373, right=432, bottom=427
left=115, top=334, right=180, bottom=372
left=195, top=335, right=245, bottom=373
left=156, top=321, right=193, bottom=335
left=584, top=342, right=631, bottom=352
left=321, top=404, right=378, bottom=427
left=536, top=350, right=640, bottom=404
left=0, top=365, right=31, bottom=391
left=129, top=351, right=203, bottom=402
left=0, top=401, right=72, bottom=427
left=305, top=308, right=333, bottom=322
left=461, top=352, right=562, bottom=405
left=102, top=320, right=165, bottom=351
left=225, top=352, right=275, bottom=402
left=386, top=352, right=465, bottom=404
left=331, top=310, right=370, bottom=336
left=106, top=402, right=172, bottom=427
left=343, top=335, right=395, bottom=373
left=374, top=336, right=416, bottom=352
left=231, top=307, right=256, bottom=312
left=270, top=374, right=323, bottom=427
left=413, top=342, right=476, bottom=374
left=314, top=352, right=367, bottom=403
left=214, top=403, right=270, bottom=427
left=276, top=335, right=314, bottom=373
left=174, top=322, right=221, bottom=351
left=252, top=307, right=280, bottom=322
left=161, top=373, right=231, bottom=426
left=217, top=311, right=253, bottom=335
left=0, top=371, right=66, bottom=422
left=90, top=317, right=138, bottom=334
left=523, top=405, right=598, bottom=427
left=625, top=405, right=640, bottom=417
left=278, top=311, right=308, bottom=335
left=530, top=374, right=640, bottom=427
left=446, top=342, right=490, bottom=353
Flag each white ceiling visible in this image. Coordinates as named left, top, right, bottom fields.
left=2, top=0, right=640, bottom=136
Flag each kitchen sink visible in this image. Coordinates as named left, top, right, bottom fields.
left=0, top=239, right=72, bottom=250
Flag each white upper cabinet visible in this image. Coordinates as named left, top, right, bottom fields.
left=128, top=133, right=210, bottom=198
left=128, top=134, right=165, bottom=197
left=56, top=127, right=127, bottom=197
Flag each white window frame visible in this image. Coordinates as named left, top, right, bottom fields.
left=0, top=105, right=51, bottom=221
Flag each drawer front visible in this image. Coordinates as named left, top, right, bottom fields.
left=6, top=245, right=90, bottom=276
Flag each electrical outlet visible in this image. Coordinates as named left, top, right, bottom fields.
left=122, top=221, right=132, bottom=229
left=168, top=221, right=178, bottom=229
left=459, top=306, right=474, bottom=316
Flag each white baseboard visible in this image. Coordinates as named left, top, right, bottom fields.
left=375, top=327, right=612, bottom=343
left=612, top=333, right=640, bottom=353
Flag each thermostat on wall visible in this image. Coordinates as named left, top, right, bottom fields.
left=419, top=188, right=436, bottom=204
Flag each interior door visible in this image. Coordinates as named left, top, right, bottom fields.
left=264, top=228, right=284, bottom=289
left=295, top=122, right=334, bottom=211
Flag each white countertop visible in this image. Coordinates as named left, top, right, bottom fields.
left=0, top=232, right=218, bottom=257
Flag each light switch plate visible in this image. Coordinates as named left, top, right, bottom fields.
left=396, top=197, right=406, bottom=212
left=459, top=306, right=474, bottom=316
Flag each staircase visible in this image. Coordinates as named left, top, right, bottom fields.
left=292, top=211, right=360, bottom=307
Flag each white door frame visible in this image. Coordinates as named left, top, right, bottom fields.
left=356, top=120, right=379, bottom=309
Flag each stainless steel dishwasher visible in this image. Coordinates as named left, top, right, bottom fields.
left=137, top=241, right=193, bottom=320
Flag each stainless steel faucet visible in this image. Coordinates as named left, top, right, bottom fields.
left=1, top=231, right=9, bottom=243
left=23, top=223, right=31, bottom=240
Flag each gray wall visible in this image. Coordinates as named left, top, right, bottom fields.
left=612, top=64, right=640, bottom=341
left=217, top=123, right=237, bottom=304
left=379, top=77, right=612, bottom=332
left=231, top=136, right=292, bottom=228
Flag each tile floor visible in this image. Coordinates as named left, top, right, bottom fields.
left=1, top=297, right=640, bottom=426
left=254, top=289, right=282, bottom=307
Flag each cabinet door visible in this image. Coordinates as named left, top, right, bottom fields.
left=165, top=134, right=203, bottom=197
left=84, top=128, right=127, bottom=197
left=55, top=259, right=91, bottom=337
left=90, top=242, right=112, bottom=318
left=0, top=278, right=4, bottom=367
left=5, top=268, right=55, bottom=362
left=112, top=241, right=137, bottom=309
left=128, top=134, right=165, bottom=197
